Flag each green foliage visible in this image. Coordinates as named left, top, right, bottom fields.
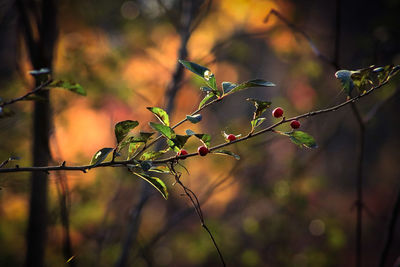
left=222, top=82, right=237, bottom=94
left=49, top=80, right=87, bottom=96
left=179, top=60, right=219, bottom=95
left=90, top=148, right=114, bottom=166
left=287, top=131, right=317, bottom=149
left=114, top=120, right=139, bottom=144
left=250, top=118, right=266, bottom=129
left=226, top=79, right=275, bottom=94
left=167, top=134, right=191, bottom=152
left=147, top=107, right=170, bottom=126
left=149, top=122, right=175, bottom=139
left=335, top=64, right=400, bottom=96
left=132, top=172, right=168, bottom=199
left=186, top=130, right=211, bottom=147
left=213, top=150, right=240, bottom=160
left=199, top=93, right=215, bottom=108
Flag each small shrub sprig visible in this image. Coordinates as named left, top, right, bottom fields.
left=1, top=61, right=399, bottom=200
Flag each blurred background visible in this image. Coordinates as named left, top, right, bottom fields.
left=1, top=0, right=400, bottom=266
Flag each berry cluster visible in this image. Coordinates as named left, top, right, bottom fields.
left=272, top=107, right=301, bottom=129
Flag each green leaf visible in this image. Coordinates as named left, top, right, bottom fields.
left=186, top=114, right=202, bottom=124
left=140, top=150, right=167, bottom=161
left=149, top=165, right=171, bottom=174
left=179, top=60, right=219, bottom=94
left=127, top=142, right=142, bottom=160
left=251, top=118, right=266, bottom=128
left=199, top=93, right=215, bottom=109
left=50, top=80, right=86, bottom=96
left=222, top=82, right=237, bottom=94
left=118, top=132, right=153, bottom=152
left=133, top=172, right=168, bottom=199
left=179, top=59, right=210, bottom=77
left=195, top=133, right=211, bottom=147
left=147, top=107, right=169, bottom=126
left=184, top=129, right=211, bottom=147
left=247, top=98, right=272, bottom=119
left=115, top=120, right=139, bottom=144
left=90, top=148, right=113, bottom=166
left=149, top=122, right=175, bottom=139
left=335, top=70, right=354, bottom=96
left=287, top=131, right=317, bottom=149
left=228, top=79, right=275, bottom=94
left=213, top=150, right=240, bottom=160
left=167, top=134, right=191, bottom=152
left=351, top=66, right=374, bottom=91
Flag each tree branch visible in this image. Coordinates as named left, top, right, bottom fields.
left=0, top=79, right=390, bottom=174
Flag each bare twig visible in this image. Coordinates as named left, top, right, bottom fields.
left=0, top=79, right=52, bottom=108
left=169, top=163, right=226, bottom=266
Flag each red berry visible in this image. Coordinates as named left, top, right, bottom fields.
left=290, top=120, right=301, bottom=129
left=197, top=146, right=209, bottom=156
left=227, top=134, right=236, bottom=142
left=272, top=107, right=284, bottom=118
left=177, top=149, right=188, bottom=158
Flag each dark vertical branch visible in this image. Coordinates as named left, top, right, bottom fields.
left=379, top=184, right=400, bottom=267
left=17, top=0, right=58, bottom=266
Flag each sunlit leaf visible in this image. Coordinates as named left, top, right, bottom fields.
left=199, top=93, right=215, bottom=109
left=213, top=150, right=240, bottom=160
left=50, top=80, right=86, bottom=96
left=195, top=133, right=211, bottom=147
left=140, top=150, right=168, bottom=161
left=90, top=148, right=113, bottom=166
left=251, top=118, right=266, bottom=128
left=167, top=134, right=191, bottom=152
left=351, top=66, right=374, bottom=91
left=133, top=172, right=168, bottom=199
left=115, top=120, right=139, bottom=143
left=335, top=70, right=354, bottom=96
left=222, top=81, right=237, bottom=94
left=149, top=165, right=171, bottom=174
left=186, top=114, right=202, bottom=124
left=287, top=131, right=317, bottom=149
left=149, top=122, right=175, bottom=139
left=179, top=59, right=209, bottom=77
left=228, top=79, right=275, bottom=94
left=184, top=129, right=211, bottom=147
left=127, top=142, right=142, bottom=160
left=247, top=98, right=272, bottom=119
left=147, top=107, right=169, bottom=126
left=179, top=59, right=219, bottom=94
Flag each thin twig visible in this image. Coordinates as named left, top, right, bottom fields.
left=0, top=79, right=52, bottom=108
left=169, top=163, right=226, bottom=266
